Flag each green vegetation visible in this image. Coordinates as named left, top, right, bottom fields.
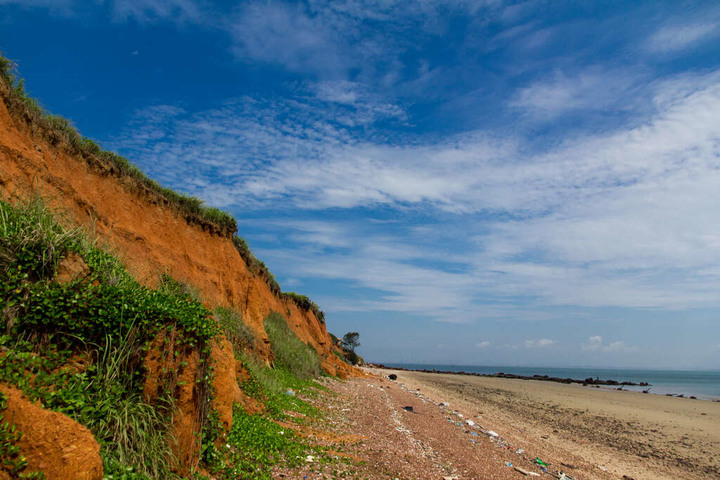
left=264, top=313, right=322, bottom=380
left=231, top=236, right=281, bottom=295
left=281, top=291, right=325, bottom=324
left=0, top=197, right=219, bottom=478
left=237, top=351, right=322, bottom=419
left=214, top=307, right=256, bottom=352
left=207, top=332, right=329, bottom=479
left=219, top=407, right=310, bottom=479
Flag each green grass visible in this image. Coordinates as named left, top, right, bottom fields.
left=208, top=352, right=330, bottom=479
left=0, top=197, right=222, bottom=478
left=231, top=236, right=281, bottom=295
left=237, top=351, right=322, bottom=419
left=211, top=406, right=314, bottom=480
left=214, top=307, right=256, bottom=352
left=282, top=292, right=325, bottom=323
left=264, top=313, right=322, bottom=380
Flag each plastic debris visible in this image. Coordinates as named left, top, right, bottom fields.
left=535, top=457, right=549, bottom=467
left=516, top=448, right=525, bottom=455
left=284, top=389, right=296, bottom=397
left=597, top=465, right=608, bottom=472
left=486, top=430, right=499, bottom=437
left=403, top=406, right=414, bottom=413
left=305, top=455, right=315, bottom=463
left=466, top=419, right=475, bottom=427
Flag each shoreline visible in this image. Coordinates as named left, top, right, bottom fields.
left=372, top=363, right=720, bottom=401
left=367, top=366, right=720, bottom=479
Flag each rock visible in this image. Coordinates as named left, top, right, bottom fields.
left=55, top=251, right=90, bottom=284
left=388, top=374, right=397, bottom=380
left=0, top=384, right=103, bottom=480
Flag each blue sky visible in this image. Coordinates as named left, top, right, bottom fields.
left=2, top=0, right=720, bottom=369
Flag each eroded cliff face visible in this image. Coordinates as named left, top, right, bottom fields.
left=0, top=82, right=353, bottom=378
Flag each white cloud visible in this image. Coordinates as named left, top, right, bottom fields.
left=582, top=336, right=637, bottom=353
left=646, top=22, right=719, bottom=54
left=525, top=338, right=555, bottom=348
left=114, top=64, right=720, bottom=317
left=0, top=0, right=75, bottom=14
left=511, top=68, right=642, bottom=118
left=110, top=0, right=202, bottom=23
left=476, top=341, right=491, bottom=348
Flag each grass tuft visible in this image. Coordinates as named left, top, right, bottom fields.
left=214, top=307, right=256, bottom=352
left=264, top=313, right=321, bottom=380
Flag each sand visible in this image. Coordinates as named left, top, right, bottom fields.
left=371, top=367, right=720, bottom=479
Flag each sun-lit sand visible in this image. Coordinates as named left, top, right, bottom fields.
left=373, top=367, right=720, bottom=479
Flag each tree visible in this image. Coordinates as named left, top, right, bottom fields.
left=342, top=331, right=360, bottom=353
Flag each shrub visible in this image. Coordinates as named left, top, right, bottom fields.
left=263, top=313, right=321, bottom=380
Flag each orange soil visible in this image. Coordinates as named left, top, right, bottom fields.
left=0, top=384, right=103, bottom=480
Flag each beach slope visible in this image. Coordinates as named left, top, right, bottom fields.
left=349, top=368, right=719, bottom=479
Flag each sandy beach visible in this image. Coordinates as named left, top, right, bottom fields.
left=362, top=367, right=720, bottom=479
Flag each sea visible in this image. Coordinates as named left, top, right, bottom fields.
left=382, top=363, right=720, bottom=400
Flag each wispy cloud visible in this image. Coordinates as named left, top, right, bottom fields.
left=525, top=338, right=555, bottom=348
left=582, top=336, right=637, bottom=353
left=110, top=0, right=203, bottom=23
left=511, top=68, right=643, bottom=118
left=646, top=22, right=719, bottom=54
left=113, top=68, right=720, bottom=319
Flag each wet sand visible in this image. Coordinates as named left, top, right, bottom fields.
left=373, top=367, right=720, bottom=479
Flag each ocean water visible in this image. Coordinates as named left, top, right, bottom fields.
left=384, top=363, right=720, bottom=400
